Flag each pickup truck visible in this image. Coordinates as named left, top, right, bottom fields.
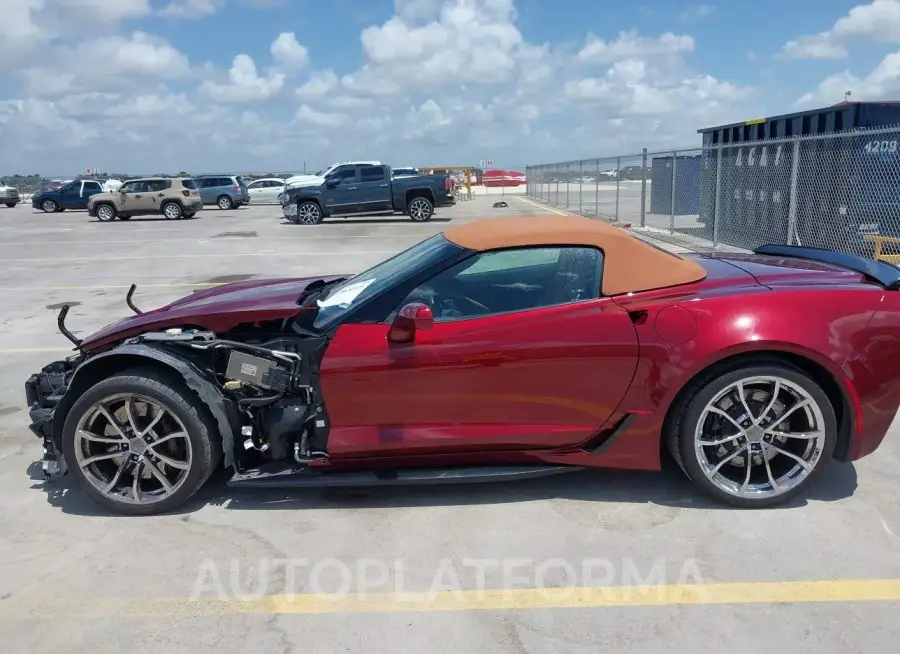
left=0, top=184, right=19, bottom=207
left=31, top=179, right=105, bottom=213
left=280, top=163, right=455, bottom=225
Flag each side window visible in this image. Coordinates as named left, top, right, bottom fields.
left=335, top=168, right=357, bottom=181
left=148, top=180, right=172, bottom=191
left=360, top=165, right=385, bottom=182
left=400, top=246, right=603, bottom=321
left=84, top=181, right=102, bottom=192
left=181, top=179, right=198, bottom=190
left=217, top=178, right=231, bottom=187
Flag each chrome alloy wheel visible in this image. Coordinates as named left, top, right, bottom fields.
left=96, top=204, right=115, bottom=221
left=693, top=375, right=827, bottom=500
left=73, top=393, right=193, bottom=506
left=409, top=198, right=431, bottom=221
left=296, top=202, right=321, bottom=224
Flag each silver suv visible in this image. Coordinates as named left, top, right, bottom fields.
left=194, top=175, right=251, bottom=210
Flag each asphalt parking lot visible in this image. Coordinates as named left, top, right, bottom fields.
left=1, top=196, right=899, bottom=653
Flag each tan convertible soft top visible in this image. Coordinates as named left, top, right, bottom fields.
left=443, top=215, right=707, bottom=296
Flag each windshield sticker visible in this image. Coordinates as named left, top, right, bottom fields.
left=316, top=279, right=375, bottom=308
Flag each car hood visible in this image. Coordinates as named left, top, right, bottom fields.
left=80, top=275, right=347, bottom=351
left=284, top=175, right=323, bottom=188
left=87, top=191, right=116, bottom=203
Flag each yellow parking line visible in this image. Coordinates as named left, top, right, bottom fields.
left=515, top=196, right=573, bottom=216
left=0, top=250, right=396, bottom=264
left=0, top=234, right=433, bottom=247
left=0, top=346, right=75, bottom=354
left=1, top=579, right=899, bottom=619
left=0, top=282, right=223, bottom=292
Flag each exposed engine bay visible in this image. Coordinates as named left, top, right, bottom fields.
left=128, top=324, right=331, bottom=469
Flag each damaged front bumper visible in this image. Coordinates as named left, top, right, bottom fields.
left=24, top=360, right=74, bottom=478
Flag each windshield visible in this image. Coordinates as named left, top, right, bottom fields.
left=312, top=234, right=460, bottom=330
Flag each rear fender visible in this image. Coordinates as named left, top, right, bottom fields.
left=53, top=344, right=239, bottom=469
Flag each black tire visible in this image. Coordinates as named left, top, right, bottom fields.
left=119, top=216, right=131, bottom=220
left=293, top=201, right=324, bottom=225
left=162, top=201, right=183, bottom=220
left=95, top=203, right=117, bottom=222
left=408, top=196, right=434, bottom=222
left=217, top=195, right=233, bottom=210
left=4, top=203, right=13, bottom=208
left=666, top=360, right=837, bottom=508
left=61, top=369, right=220, bottom=516
left=41, top=199, right=58, bottom=213
left=184, top=212, right=196, bottom=219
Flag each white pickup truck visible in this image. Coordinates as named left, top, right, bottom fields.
left=0, top=184, right=20, bottom=208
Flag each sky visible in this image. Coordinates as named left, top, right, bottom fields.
left=1, top=0, right=899, bottom=176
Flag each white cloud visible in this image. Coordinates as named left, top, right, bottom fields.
left=199, top=54, right=285, bottom=102
left=577, top=30, right=695, bottom=64
left=10, top=0, right=884, bottom=175
left=271, top=32, right=310, bottom=69
left=783, top=0, right=900, bottom=59
left=294, top=105, right=346, bottom=128
left=296, top=70, right=339, bottom=101
left=796, top=50, right=900, bottom=107
left=159, top=0, right=224, bottom=19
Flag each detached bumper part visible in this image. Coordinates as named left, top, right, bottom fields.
left=25, top=364, right=71, bottom=479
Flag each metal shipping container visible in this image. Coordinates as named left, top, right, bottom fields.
left=649, top=155, right=702, bottom=216
left=698, top=101, right=900, bottom=252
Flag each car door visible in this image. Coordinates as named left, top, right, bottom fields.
left=322, top=167, right=361, bottom=215
left=120, top=180, right=154, bottom=213
left=56, top=182, right=80, bottom=209
left=144, top=179, right=172, bottom=214
left=356, top=165, right=392, bottom=212
left=247, top=180, right=267, bottom=202
left=319, top=246, right=640, bottom=458
left=79, top=181, right=104, bottom=208
left=198, top=178, right=216, bottom=204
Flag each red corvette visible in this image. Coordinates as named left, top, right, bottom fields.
left=24, top=216, right=900, bottom=515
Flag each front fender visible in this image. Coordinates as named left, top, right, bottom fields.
left=55, top=344, right=239, bottom=470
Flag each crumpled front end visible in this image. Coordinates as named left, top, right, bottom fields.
left=24, top=358, right=78, bottom=477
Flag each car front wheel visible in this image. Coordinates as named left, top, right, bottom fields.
left=61, top=370, right=219, bottom=515
left=668, top=361, right=836, bottom=508
left=95, top=203, right=116, bottom=222
left=42, top=199, right=58, bottom=213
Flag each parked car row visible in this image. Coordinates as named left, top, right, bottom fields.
left=13, top=162, right=456, bottom=224
left=27, top=175, right=251, bottom=219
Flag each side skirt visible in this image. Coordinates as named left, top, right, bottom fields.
left=228, top=463, right=582, bottom=489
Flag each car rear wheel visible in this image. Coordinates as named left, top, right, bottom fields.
left=408, top=197, right=434, bottom=222
left=4, top=203, right=14, bottom=208
left=217, top=195, right=233, bottom=210
left=95, top=203, right=116, bottom=222
left=162, top=202, right=183, bottom=220
left=42, top=199, right=58, bottom=213
left=61, top=370, right=219, bottom=515
left=668, top=362, right=836, bottom=508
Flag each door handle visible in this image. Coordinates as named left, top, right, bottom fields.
left=379, top=183, right=389, bottom=187
left=346, top=186, right=358, bottom=191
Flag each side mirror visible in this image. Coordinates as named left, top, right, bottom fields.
left=387, top=302, right=434, bottom=344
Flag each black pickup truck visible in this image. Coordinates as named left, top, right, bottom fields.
left=280, top=163, right=455, bottom=225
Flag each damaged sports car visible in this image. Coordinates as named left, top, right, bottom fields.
left=24, top=216, right=900, bottom=515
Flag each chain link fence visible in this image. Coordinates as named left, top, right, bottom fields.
left=527, top=125, right=900, bottom=263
